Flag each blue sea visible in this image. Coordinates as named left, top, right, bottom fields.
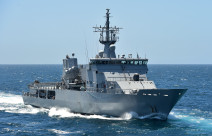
left=0, top=64, right=211, bottom=136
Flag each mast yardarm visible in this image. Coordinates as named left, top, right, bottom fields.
left=93, top=9, right=122, bottom=58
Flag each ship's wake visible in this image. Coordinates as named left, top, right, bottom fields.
left=0, top=92, right=48, bottom=114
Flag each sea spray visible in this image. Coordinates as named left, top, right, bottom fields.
left=0, top=92, right=48, bottom=114
left=169, top=112, right=212, bottom=129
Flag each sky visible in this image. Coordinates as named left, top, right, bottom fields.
left=0, top=0, right=212, bottom=64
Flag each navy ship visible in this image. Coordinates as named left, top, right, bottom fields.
left=23, top=9, right=187, bottom=120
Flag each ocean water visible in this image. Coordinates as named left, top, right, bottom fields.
left=0, top=64, right=211, bottom=136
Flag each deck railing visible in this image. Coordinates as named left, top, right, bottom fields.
left=27, top=82, right=139, bottom=95
left=28, top=82, right=63, bottom=90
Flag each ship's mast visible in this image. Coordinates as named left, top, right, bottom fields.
left=93, top=9, right=122, bottom=58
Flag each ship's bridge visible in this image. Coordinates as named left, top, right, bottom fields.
left=89, top=58, right=148, bottom=65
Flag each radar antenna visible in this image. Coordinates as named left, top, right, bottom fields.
left=93, top=9, right=122, bottom=58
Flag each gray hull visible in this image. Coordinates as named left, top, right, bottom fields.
left=23, top=89, right=186, bottom=119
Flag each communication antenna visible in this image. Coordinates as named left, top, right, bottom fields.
left=93, top=9, right=122, bottom=58
left=137, top=53, right=139, bottom=58
left=83, top=30, right=89, bottom=63
left=85, top=39, right=89, bottom=63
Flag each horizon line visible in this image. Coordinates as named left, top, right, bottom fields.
left=0, top=64, right=212, bottom=65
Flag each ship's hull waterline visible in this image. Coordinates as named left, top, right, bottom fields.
left=23, top=89, right=187, bottom=119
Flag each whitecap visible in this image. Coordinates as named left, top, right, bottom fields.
left=49, top=129, right=70, bottom=134
left=168, top=111, right=212, bottom=128
left=0, top=92, right=23, bottom=104
left=121, top=111, right=138, bottom=120
left=138, top=113, right=167, bottom=120
left=0, top=92, right=48, bottom=114
left=48, top=129, right=82, bottom=135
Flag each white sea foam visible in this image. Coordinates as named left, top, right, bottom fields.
left=121, top=111, right=138, bottom=120
left=49, top=129, right=71, bottom=134
left=169, top=111, right=212, bottom=128
left=120, top=112, right=166, bottom=120
left=136, top=112, right=167, bottom=120
left=48, top=107, right=124, bottom=120
left=0, top=92, right=48, bottom=114
left=48, top=108, right=167, bottom=120
left=48, top=129, right=82, bottom=135
left=0, top=92, right=23, bottom=104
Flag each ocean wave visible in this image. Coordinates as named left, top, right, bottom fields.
left=0, top=92, right=48, bottom=114
left=169, top=111, right=212, bottom=128
left=0, top=92, right=23, bottom=104
left=48, top=129, right=82, bottom=135
left=138, top=113, right=167, bottom=120
left=121, top=112, right=167, bottom=120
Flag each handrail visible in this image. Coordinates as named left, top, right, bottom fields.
left=28, top=82, right=63, bottom=90
left=27, top=82, right=139, bottom=95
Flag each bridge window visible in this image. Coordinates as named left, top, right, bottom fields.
left=110, top=61, right=115, bottom=64
left=134, top=61, right=139, bottom=65
left=90, top=59, right=147, bottom=65
left=96, top=61, right=102, bottom=64
left=143, top=61, right=148, bottom=65
left=121, top=61, right=126, bottom=64
left=126, top=61, right=131, bottom=64
left=39, top=90, right=46, bottom=99
left=48, top=91, right=55, bottom=99
left=116, top=61, right=121, bottom=64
